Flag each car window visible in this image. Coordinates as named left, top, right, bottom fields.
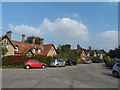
left=34, top=60, right=40, bottom=63
left=59, top=60, right=62, bottom=62
left=29, top=61, right=33, bottom=63
left=117, top=64, right=120, bottom=67
left=57, top=59, right=60, bottom=62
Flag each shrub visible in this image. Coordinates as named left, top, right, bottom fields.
left=2, top=55, right=53, bottom=66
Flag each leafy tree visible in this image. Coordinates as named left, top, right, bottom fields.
left=25, top=36, right=41, bottom=45
left=105, top=56, right=111, bottom=62
left=56, top=44, right=79, bottom=61
left=108, top=46, right=120, bottom=59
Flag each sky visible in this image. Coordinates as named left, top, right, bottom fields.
left=2, top=2, right=118, bottom=51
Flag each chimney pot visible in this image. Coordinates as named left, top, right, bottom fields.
left=77, top=44, right=81, bottom=50
left=32, top=36, right=35, bottom=46
left=21, top=34, right=25, bottom=45
left=6, top=31, right=12, bottom=40
left=40, top=38, right=44, bottom=46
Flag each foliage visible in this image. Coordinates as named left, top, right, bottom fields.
left=104, top=55, right=111, bottom=62
left=2, top=55, right=53, bottom=67
left=89, top=56, right=99, bottom=62
left=25, top=36, right=41, bottom=45
left=56, top=44, right=79, bottom=61
left=108, top=46, right=120, bottom=59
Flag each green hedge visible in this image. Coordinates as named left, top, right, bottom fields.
left=2, top=55, right=53, bottom=67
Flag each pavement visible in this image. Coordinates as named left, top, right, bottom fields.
left=2, top=63, right=119, bottom=88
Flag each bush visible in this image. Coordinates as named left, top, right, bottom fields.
left=1, top=55, right=53, bottom=67
left=105, top=56, right=111, bottom=62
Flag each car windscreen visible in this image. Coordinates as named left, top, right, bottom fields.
left=117, top=63, right=120, bottom=67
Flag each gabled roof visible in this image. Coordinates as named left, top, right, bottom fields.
left=0, top=35, right=16, bottom=49
left=44, top=44, right=57, bottom=56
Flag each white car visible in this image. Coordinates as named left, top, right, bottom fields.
left=112, top=63, right=120, bottom=78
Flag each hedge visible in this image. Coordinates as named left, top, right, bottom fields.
left=2, top=55, right=53, bottom=66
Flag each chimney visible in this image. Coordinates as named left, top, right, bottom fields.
left=40, top=38, right=44, bottom=46
left=6, top=31, right=12, bottom=40
left=21, top=34, right=25, bottom=45
left=32, top=36, right=35, bottom=46
left=77, top=45, right=81, bottom=50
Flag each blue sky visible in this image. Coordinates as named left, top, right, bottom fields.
left=2, top=2, right=118, bottom=51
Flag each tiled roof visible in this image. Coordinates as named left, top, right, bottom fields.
left=12, top=40, right=44, bottom=55
left=44, top=44, right=53, bottom=55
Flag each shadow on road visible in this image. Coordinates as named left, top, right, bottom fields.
left=102, top=73, right=114, bottom=78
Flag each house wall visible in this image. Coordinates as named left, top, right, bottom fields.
left=47, top=47, right=57, bottom=56
left=5, top=45, right=14, bottom=56
left=79, top=50, right=86, bottom=61
left=1, top=38, right=14, bottom=56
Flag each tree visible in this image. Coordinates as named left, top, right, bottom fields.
left=105, top=56, right=111, bottom=62
left=108, top=46, right=120, bottom=59
left=25, top=36, right=41, bottom=45
left=56, top=44, right=79, bottom=61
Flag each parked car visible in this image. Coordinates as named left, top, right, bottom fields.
left=50, top=59, right=66, bottom=67
left=105, top=61, right=116, bottom=69
left=66, top=59, right=77, bottom=66
left=92, top=59, right=102, bottom=63
left=112, top=63, right=120, bottom=78
left=24, top=59, right=47, bottom=69
left=85, top=60, right=92, bottom=64
left=105, top=59, right=120, bottom=69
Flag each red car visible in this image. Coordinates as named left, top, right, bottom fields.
left=24, top=59, right=47, bottom=69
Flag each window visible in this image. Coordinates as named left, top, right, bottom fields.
left=38, top=49, right=41, bottom=53
left=29, top=61, right=33, bottom=63
left=117, top=64, right=120, bottom=67
left=34, top=60, right=39, bottom=63
left=32, top=48, right=35, bottom=53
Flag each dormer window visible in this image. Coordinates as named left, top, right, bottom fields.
left=15, top=45, right=19, bottom=51
left=38, top=49, right=41, bottom=53
left=32, top=48, right=35, bottom=53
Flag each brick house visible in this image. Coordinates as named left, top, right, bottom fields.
left=77, top=45, right=87, bottom=61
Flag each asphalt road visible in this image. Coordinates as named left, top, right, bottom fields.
left=2, top=63, right=119, bottom=88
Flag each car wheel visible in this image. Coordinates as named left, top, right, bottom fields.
left=71, top=63, right=73, bottom=66
left=113, top=71, right=119, bottom=78
left=25, top=65, right=30, bottom=69
left=42, top=65, right=46, bottom=69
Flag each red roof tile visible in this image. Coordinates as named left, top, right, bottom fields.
left=12, top=40, right=44, bottom=55
left=44, top=44, right=54, bottom=55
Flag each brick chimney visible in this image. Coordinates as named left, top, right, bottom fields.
left=77, top=45, right=81, bottom=50
left=6, top=31, right=12, bottom=40
left=40, top=38, right=44, bottom=46
left=21, top=34, right=25, bottom=45
left=32, top=36, right=35, bottom=46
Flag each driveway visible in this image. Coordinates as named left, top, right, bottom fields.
left=2, top=63, right=118, bottom=88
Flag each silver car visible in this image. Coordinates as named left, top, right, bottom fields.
left=112, top=63, right=120, bottom=78
left=50, top=59, right=66, bottom=67
left=85, top=60, right=92, bottom=64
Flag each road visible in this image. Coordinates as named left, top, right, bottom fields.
left=2, top=63, right=118, bottom=88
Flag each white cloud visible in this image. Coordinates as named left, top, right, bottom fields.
left=98, top=30, right=118, bottom=40
left=9, top=24, right=43, bottom=36
left=96, top=30, right=118, bottom=50
left=8, top=18, right=89, bottom=43
left=39, top=18, right=89, bottom=41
